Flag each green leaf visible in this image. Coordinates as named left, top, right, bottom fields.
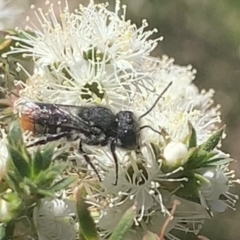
left=8, top=146, right=30, bottom=178
left=185, top=148, right=209, bottom=169
left=32, top=145, right=55, bottom=177
left=51, top=176, right=77, bottom=192
left=23, top=177, right=38, bottom=189
left=32, top=150, right=44, bottom=176
left=0, top=224, right=6, bottom=240
left=76, top=187, right=98, bottom=240
left=109, top=203, right=137, bottom=240
left=142, top=231, right=159, bottom=240
left=1, top=221, right=14, bottom=240
left=5, top=172, right=22, bottom=193
left=187, top=122, right=197, bottom=148
left=43, top=163, right=67, bottom=180
left=200, top=157, right=232, bottom=167
left=0, top=30, right=14, bottom=56
left=7, top=121, right=24, bottom=147
left=150, top=142, right=161, bottom=159
left=41, top=144, right=55, bottom=170
left=36, top=188, right=55, bottom=197
left=200, top=127, right=225, bottom=152
left=46, top=163, right=67, bottom=174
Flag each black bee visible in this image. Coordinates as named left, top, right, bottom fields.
left=18, top=82, right=172, bottom=185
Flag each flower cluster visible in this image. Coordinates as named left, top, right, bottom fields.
left=0, top=0, right=239, bottom=240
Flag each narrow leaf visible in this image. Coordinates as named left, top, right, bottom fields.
left=109, top=203, right=137, bottom=240
left=185, top=148, right=208, bottom=169
left=150, top=143, right=161, bottom=159
left=200, top=127, right=225, bottom=152
left=8, top=147, right=30, bottom=178
left=41, top=144, right=55, bottom=170
left=7, top=121, right=23, bottom=147
left=76, top=187, right=98, bottom=240
left=36, top=189, right=55, bottom=197
left=5, top=172, right=22, bottom=193
left=32, top=150, right=44, bottom=176
left=200, top=157, right=232, bottom=167
left=1, top=221, right=14, bottom=240
left=32, top=144, right=55, bottom=175
left=23, top=177, right=38, bottom=189
left=51, top=176, right=77, bottom=192
left=187, top=122, right=197, bottom=148
left=43, top=163, right=67, bottom=180
left=0, top=223, right=6, bottom=240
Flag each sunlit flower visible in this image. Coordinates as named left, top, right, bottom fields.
left=133, top=56, right=221, bottom=145
left=33, top=198, right=77, bottom=240
left=7, top=0, right=163, bottom=109
left=98, top=144, right=187, bottom=219
left=136, top=87, right=221, bottom=146
left=98, top=196, right=208, bottom=240
left=198, top=167, right=239, bottom=212
left=10, top=1, right=161, bottom=67
left=14, top=65, right=131, bottom=110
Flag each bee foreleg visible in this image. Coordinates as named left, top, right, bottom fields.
left=110, top=140, right=118, bottom=186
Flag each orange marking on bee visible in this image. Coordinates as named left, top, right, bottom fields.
left=20, top=114, right=34, bottom=132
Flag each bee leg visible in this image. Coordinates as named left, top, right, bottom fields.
left=110, top=140, right=118, bottom=186
left=78, top=140, right=102, bottom=182
left=27, top=132, right=69, bottom=147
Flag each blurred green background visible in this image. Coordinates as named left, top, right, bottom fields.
left=29, top=0, right=240, bottom=239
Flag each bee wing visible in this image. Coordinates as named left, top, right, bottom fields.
left=19, top=102, right=95, bottom=134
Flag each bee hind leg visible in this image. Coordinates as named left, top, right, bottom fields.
left=27, top=132, right=69, bottom=147
left=78, top=140, right=102, bottom=182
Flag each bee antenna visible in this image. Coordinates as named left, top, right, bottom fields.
left=139, top=81, right=172, bottom=119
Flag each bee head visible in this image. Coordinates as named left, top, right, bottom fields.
left=115, top=111, right=140, bottom=150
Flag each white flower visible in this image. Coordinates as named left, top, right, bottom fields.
left=15, top=65, right=131, bottom=110
left=98, top=144, right=188, bottom=220
left=0, top=128, right=9, bottom=181
left=33, top=198, right=77, bottom=240
left=9, top=1, right=160, bottom=69
left=163, top=141, right=188, bottom=168
left=0, top=0, right=29, bottom=30
left=137, top=87, right=220, bottom=146
left=198, top=167, right=239, bottom=212
left=7, top=0, right=162, bottom=107
left=98, top=196, right=208, bottom=240
left=133, top=56, right=221, bottom=145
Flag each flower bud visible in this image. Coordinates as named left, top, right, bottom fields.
left=163, top=141, right=188, bottom=168
left=0, top=129, right=9, bottom=181
left=0, top=192, right=21, bottom=222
